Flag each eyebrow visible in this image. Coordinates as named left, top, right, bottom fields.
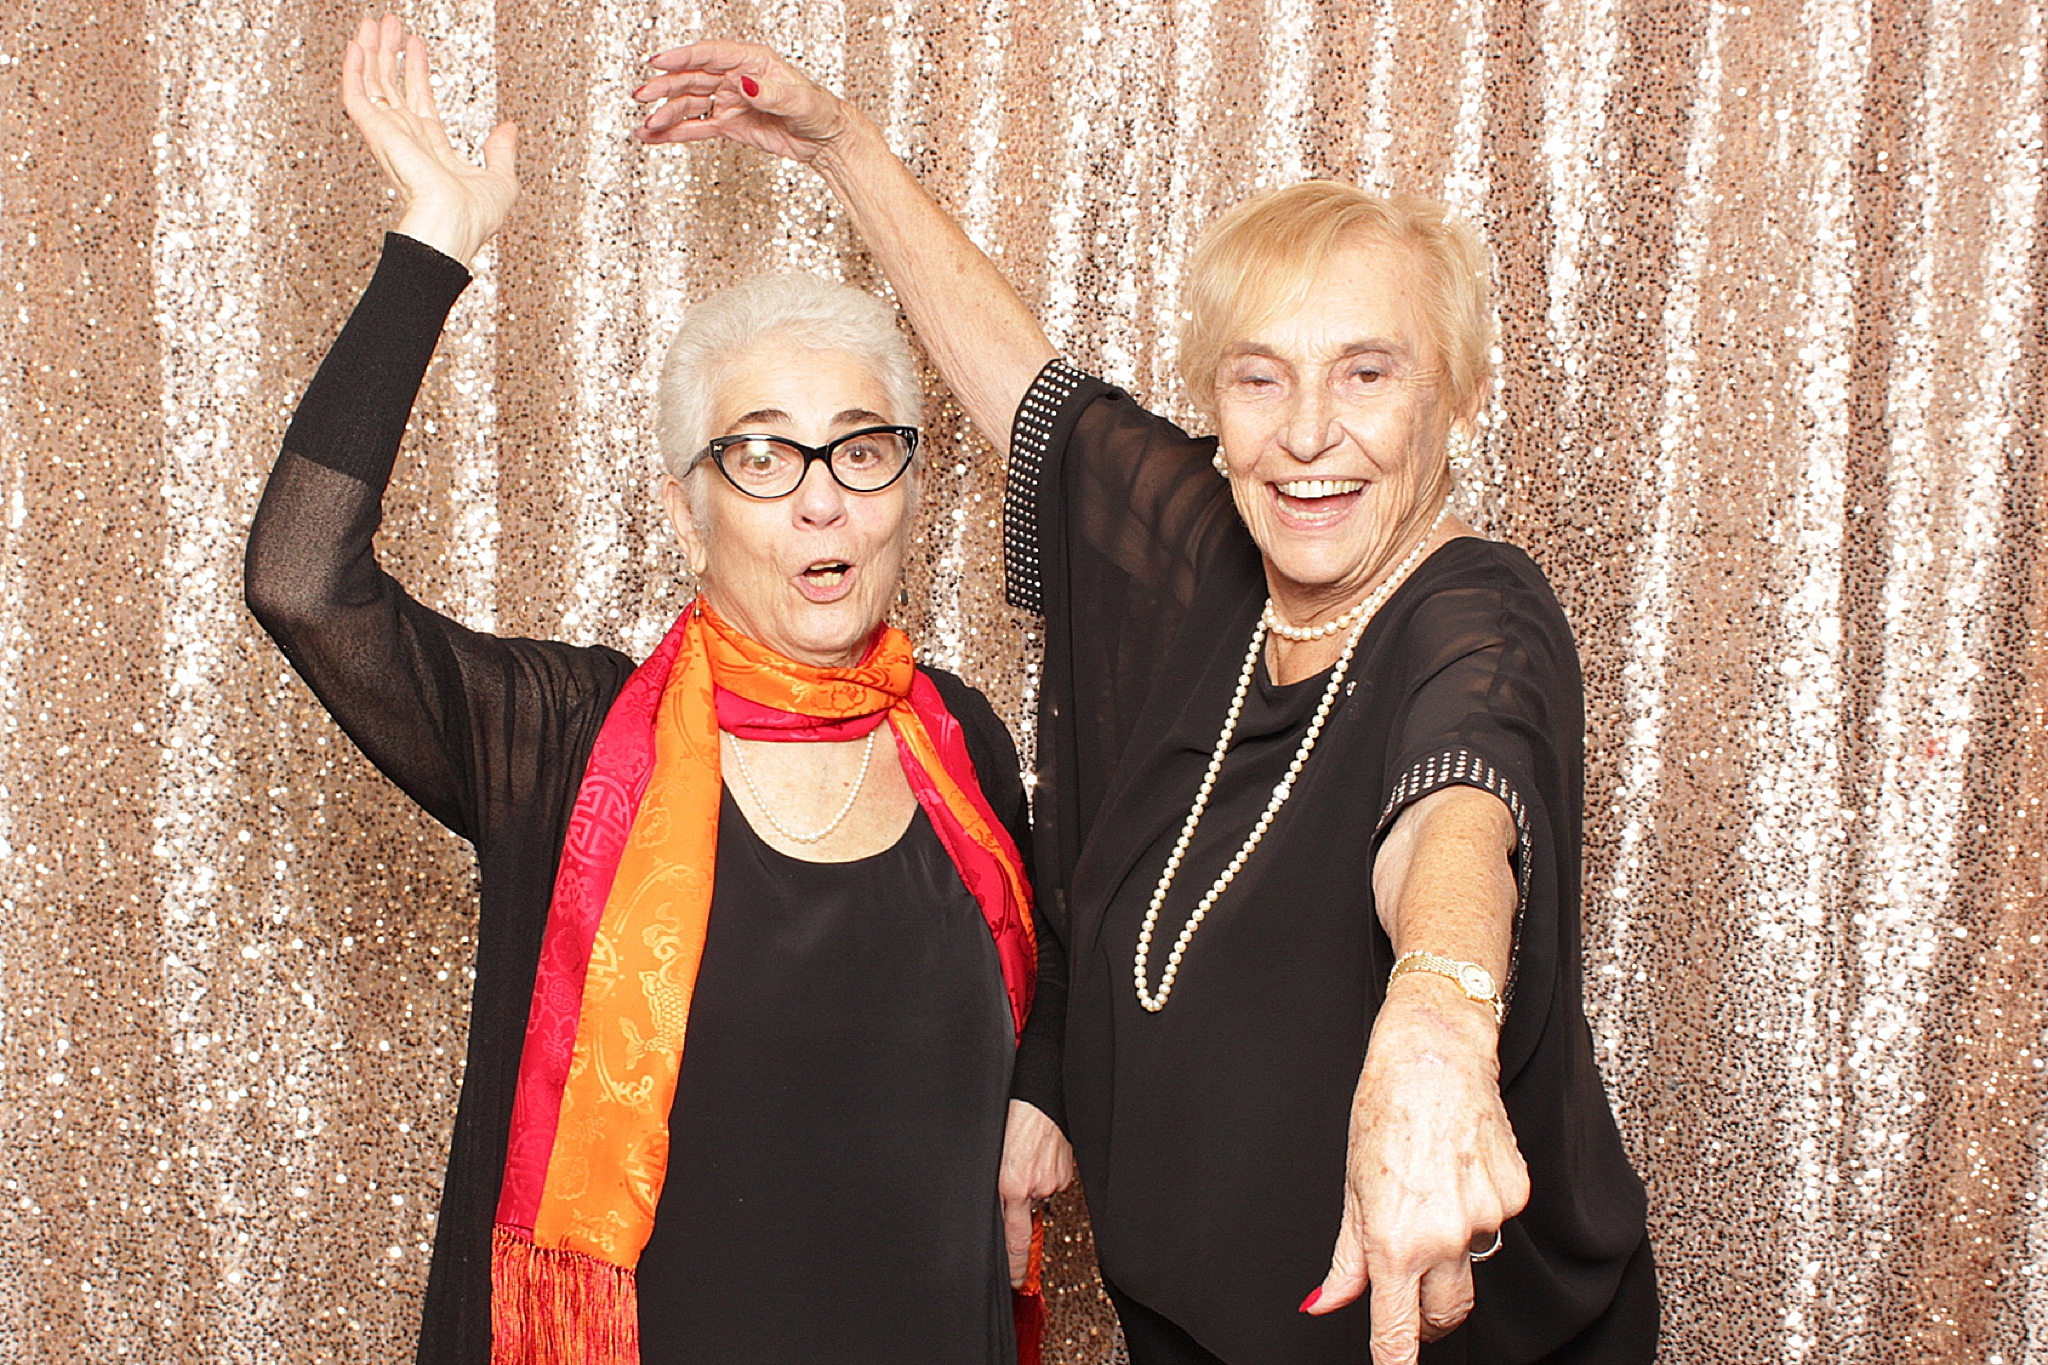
left=724, top=407, right=892, bottom=434
left=1221, top=339, right=1406, bottom=360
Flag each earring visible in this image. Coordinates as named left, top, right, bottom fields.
left=1212, top=447, right=1229, bottom=476
left=1446, top=425, right=1476, bottom=466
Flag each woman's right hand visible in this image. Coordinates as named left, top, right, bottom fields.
left=343, top=15, right=518, bottom=268
left=632, top=40, right=855, bottom=163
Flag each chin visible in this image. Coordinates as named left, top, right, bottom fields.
left=784, top=601, right=888, bottom=666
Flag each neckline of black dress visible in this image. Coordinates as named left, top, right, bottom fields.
left=719, top=784, right=926, bottom=868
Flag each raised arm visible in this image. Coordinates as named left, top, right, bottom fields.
left=248, top=18, right=630, bottom=839
left=634, top=42, right=1055, bottom=457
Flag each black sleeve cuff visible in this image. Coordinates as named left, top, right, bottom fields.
left=281, top=232, right=473, bottom=489
left=1003, top=358, right=1107, bottom=615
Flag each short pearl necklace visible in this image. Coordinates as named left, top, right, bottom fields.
left=1133, top=512, right=1447, bottom=1012
left=1259, top=509, right=1448, bottom=640
left=727, top=727, right=878, bottom=845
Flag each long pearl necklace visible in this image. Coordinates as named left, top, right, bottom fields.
left=727, top=727, right=878, bottom=845
left=1133, top=512, right=1447, bottom=1012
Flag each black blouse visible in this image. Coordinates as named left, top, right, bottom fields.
left=639, top=791, right=1014, bottom=1363
left=1006, top=361, right=1655, bottom=1364
left=243, top=234, right=1062, bottom=1364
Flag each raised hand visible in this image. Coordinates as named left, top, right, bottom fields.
left=342, top=14, right=517, bottom=267
left=632, top=40, right=850, bottom=162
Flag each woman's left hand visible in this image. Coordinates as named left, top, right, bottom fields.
left=632, top=40, right=853, bottom=163
left=998, top=1099, right=1076, bottom=1288
left=1304, top=983, right=1531, bottom=1365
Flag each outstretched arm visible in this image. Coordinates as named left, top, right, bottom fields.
left=634, top=42, right=1054, bottom=457
left=1304, top=784, right=1530, bottom=1365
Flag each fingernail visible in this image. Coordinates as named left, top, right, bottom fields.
left=1298, top=1287, right=1322, bottom=1313
left=741, top=75, right=760, bottom=97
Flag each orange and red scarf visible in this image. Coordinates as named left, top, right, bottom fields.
left=486, top=599, right=1041, bottom=1363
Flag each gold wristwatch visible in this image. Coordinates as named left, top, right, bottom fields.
left=1387, top=951, right=1505, bottom=1026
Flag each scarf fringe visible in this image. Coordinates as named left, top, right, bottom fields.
left=491, top=1225, right=640, bottom=1365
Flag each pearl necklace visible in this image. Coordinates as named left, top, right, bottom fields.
left=1261, top=508, right=1450, bottom=641
left=727, top=727, right=878, bottom=845
left=1133, top=516, right=1446, bottom=1012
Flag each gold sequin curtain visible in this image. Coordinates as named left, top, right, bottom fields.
left=2, top=0, right=2042, bottom=1359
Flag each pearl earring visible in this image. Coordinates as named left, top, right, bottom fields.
left=1446, top=425, right=1477, bottom=466
left=1212, top=447, right=1229, bottom=476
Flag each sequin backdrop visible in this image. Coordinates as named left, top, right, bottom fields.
left=1, top=0, right=2042, bottom=1359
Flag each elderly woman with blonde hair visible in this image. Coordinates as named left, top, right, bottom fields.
left=246, top=17, right=1075, bottom=1364
left=634, top=42, right=1659, bottom=1365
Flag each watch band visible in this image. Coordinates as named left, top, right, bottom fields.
left=1387, top=950, right=1505, bottom=1025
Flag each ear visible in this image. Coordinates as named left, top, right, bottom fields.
left=662, top=473, right=709, bottom=577
left=1451, top=384, right=1486, bottom=436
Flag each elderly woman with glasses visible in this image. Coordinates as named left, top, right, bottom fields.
left=243, top=18, right=1073, bottom=1365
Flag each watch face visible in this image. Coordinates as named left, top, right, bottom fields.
left=1458, top=962, right=1497, bottom=998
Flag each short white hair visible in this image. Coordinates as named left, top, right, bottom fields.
left=657, top=273, right=924, bottom=479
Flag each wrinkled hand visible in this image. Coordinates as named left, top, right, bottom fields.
left=343, top=14, right=517, bottom=266
left=1304, top=981, right=1530, bottom=1365
left=998, top=1099, right=1075, bottom=1288
left=633, top=40, right=853, bottom=162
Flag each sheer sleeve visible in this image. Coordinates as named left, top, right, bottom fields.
left=1371, top=546, right=1585, bottom=1023
left=1004, top=360, right=1248, bottom=906
left=244, top=233, right=633, bottom=848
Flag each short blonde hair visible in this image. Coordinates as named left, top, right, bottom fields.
left=1178, top=182, right=1496, bottom=419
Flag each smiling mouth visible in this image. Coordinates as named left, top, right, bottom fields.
left=1270, top=478, right=1367, bottom=525
left=1275, top=478, right=1366, bottom=499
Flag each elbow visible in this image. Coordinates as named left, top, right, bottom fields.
left=242, top=515, right=324, bottom=643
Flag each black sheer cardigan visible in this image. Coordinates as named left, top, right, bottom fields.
left=243, top=233, right=1067, bottom=1364
left=1004, top=360, right=1655, bottom=1363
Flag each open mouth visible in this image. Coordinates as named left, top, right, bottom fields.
left=796, top=559, right=857, bottom=601
left=1270, top=478, right=1366, bottom=523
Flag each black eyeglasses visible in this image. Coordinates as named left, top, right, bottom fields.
left=694, top=426, right=920, bottom=500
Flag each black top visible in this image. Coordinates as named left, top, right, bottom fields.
left=243, top=233, right=1065, bottom=1365
left=1005, top=361, right=1655, bottom=1364
left=639, top=791, right=1013, bottom=1363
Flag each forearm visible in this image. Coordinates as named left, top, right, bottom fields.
left=274, top=232, right=471, bottom=490
left=250, top=233, right=461, bottom=630
left=811, top=110, right=1054, bottom=456
left=1374, top=785, right=1516, bottom=997
left=1011, top=933, right=1067, bottom=1128
left=1317, top=790, right=1530, bottom=1323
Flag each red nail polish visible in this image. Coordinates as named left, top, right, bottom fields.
left=741, top=75, right=760, bottom=97
left=1299, top=1287, right=1322, bottom=1313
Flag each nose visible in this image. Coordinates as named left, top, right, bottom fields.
left=1278, top=384, right=1340, bottom=464
left=790, top=457, right=849, bottom=528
